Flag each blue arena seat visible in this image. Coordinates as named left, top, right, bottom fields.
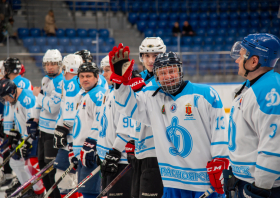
left=250, top=2, right=259, bottom=10
left=128, top=13, right=138, bottom=25
left=249, top=28, right=258, bottom=34
left=272, top=19, right=280, bottom=27
left=199, top=13, right=208, bottom=21
left=161, top=2, right=170, bottom=13
left=66, top=46, right=77, bottom=53
left=35, top=37, right=46, bottom=46
left=192, top=45, right=201, bottom=52
left=105, top=38, right=115, bottom=46
left=261, top=19, right=271, bottom=27
left=218, top=28, right=227, bottom=36
left=12, top=0, right=21, bottom=10
left=200, top=2, right=209, bottom=12
left=167, top=45, right=178, bottom=52
left=209, top=20, right=219, bottom=28
left=162, top=37, right=172, bottom=46
left=82, top=37, right=93, bottom=46
left=141, top=2, right=150, bottom=12
left=110, top=2, right=118, bottom=12
left=270, top=27, right=280, bottom=36
left=180, top=2, right=187, bottom=12
left=196, top=29, right=206, bottom=36
left=97, top=38, right=104, bottom=46
left=189, top=13, right=199, bottom=21
left=228, top=28, right=237, bottom=36
left=155, top=29, right=165, bottom=38
left=144, top=30, right=154, bottom=37
left=213, top=45, right=223, bottom=51
left=89, top=2, right=97, bottom=11
left=199, top=62, right=209, bottom=76
left=171, top=37, right=179, bottom=45
left=215, top=36, right=224, bottom=45
left=70, top=37, right=81, bottom=46
left=204, top=37, right=214, bottom=45
left=139, top=13, right=148, bottom=21
left=137, top=21, right=147, bottom=33
left=22, top=37, right=34, bottom=47
left=30, top=28, right=41, bottom=37
left=219, top=2, right=228, bottom=12
left=189, top=20, right=199, bottom=29
left=179, top=13, right=188, bottom=22
left=199, top=20, right=208, bottom=29
left=220, top=20, right=229, bottom=28
left=58, top=37, right=69, bottom=46
left=41, top=45, right=52, bottom=53
left=131, top=2, right=140, bottom=12
left=203, top=45, right=212, bottom=52
left=160, top=13, right=169, bottom=21
left=259, top=27, right=269, bottom=33
left=209, top=13, right=218, bottom=21
left=47, top=37, right=58, bottom=46
left=88, top=45, right=97, bottom=53
left=158, top=20, right=167, bottom=29
left=210, top=62, right=220, bottom=73
left=211, top=54, right=221, bottom=61
left=219, top=13, right=228, bottom=20
left=190, top=2, right=199, bottom=12
left=99, top=29, right=109, bottom=39
left=239, top=28, right=248, bottom=37
left=250, top=12, right=260, bottom=20
left=181, top=46, right=191, bottom=52
left=55, top=45, right=65, bottom=53
left=149, top=13, right=158, bottom=21
left=79, top=2, right=89, bottom=12
left=181, top=37, right=192, bottom=46
left=169, top=20, right=177, bottom=29
left=193, top=36, right=203, bottom=45
left=229, top=2, right=238, bottom=12
left=77, top=29, right=87, bottom=37
left=28, top=45, right=40, bottom=53
left=271, top=1, right=280, bottom=11
left=148, top=21, right=157, bottom=30
left=101, top=45, right=111, bottom=53
left=200, top=54, right=211, bottom=61
left=240, top=20, right=249, bottom=27
left=65, top=29, right=76, bottom=37
left=230, top=20, right=239, bottom=28
left=239, top=2, right=248, bottom=11
left=225, top=36, right=235, bottom=45
left=76, top=45, right=87, bottom=51
left=239, top=12, right=249, bottom=20
left=18, top=28, right=29, bottom=38
left=250, top=19, right=260, bottom=28
left=169, top=13, right=179, bottom=21
left=56, top=29, right=65, bottom=37
left=224, top=44, right=233, bottom=51
left=98, top=2, right=109, bottom=11
left=261, top=11, right=271, bottom=20
left=236, top=36, right=244, bottom=42
left=185, top=63, right=196, bottom=76
left=88, top=29, right=98, bottom=38
left=209, top=2, right=217, bottom=12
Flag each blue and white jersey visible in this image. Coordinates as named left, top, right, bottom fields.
left=229, top=70, right=280, bottom=189
left=98, top=74, right=108, bottom=90
left=56, top=76, right=82, bottom=147
left=36, top=73, right=63, bottom=134
left=14, top=89, right=36, bottom=138
left=95, top=87, right=130, bottom=164
left=4, top=75, right=32, bottom=134
left=72, top=85, right=106, bottom=158
left=140, top=70, right=154, bottom=85
left=114, top=81, right=228, bottom=192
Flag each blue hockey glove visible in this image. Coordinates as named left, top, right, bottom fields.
left=26, top=119, right=39, bottom=140
left=80, top=138, right=96, bottom=168
left=243, top=183, right=271, bottom=198
left=53, top=125, right=69, bottom=149
left=101, top=148, right=121, bottom=177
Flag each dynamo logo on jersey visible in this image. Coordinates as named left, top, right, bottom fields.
left=18, top=80, right=26, bottom=89
left=210, top=87, right=219, bottom=102
left=265, top=88, right=280, bottom=107
left=23, top=96, right=31, bottom=105
left=99, top=106, right=108, bottom=138
left=166, top=116, right=193, bottom=158
left=67, top=81, right=75, bottom=92
left=57, top=81, right=63, bottom=89
left=228, top=107, right=237, bottom=152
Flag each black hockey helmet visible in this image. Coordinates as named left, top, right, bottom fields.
left=75, top=50, right=93, bottom=63
left=0, top=79, right=17, bottom=104
left=153, top=52, right=183, bottom=94
left=77, top=62, right=99, bottom=78
left=4, top=57, right=22, bottom=76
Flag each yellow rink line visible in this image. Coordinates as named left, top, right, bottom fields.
left=224, top=108, right=231, bottom=114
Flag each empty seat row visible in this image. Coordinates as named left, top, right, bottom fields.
left=18, top=28, right=110, bottom=39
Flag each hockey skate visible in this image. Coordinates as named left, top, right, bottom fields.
left=4, top=178, right=20, bottom=197
left=0, top=176, right=18, bottom=192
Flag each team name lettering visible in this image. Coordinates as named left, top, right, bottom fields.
left=142, top=193, right=158, bottom=197
left=231, top=165, right=251, bottom=176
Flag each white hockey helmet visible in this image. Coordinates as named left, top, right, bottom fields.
left=0, top=60, right=5, bottom=79
left=139, top=37, right=166, bottom=62
left=42, top=49, right=62, bottom=77
left=63, top=54, right=83, bottom=74
left=100, top=55, right=110, bottom=69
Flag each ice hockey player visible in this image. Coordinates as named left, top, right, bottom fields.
left=0, top=57, right=32, bottom=193
left=75, top=49, right=108, bottom=89
left=32, top=49, right=63, bottom=198
left=0, top=79, right=45, bottom=197
left=70, top=62, right=106, bottom=198
left=110, top=44, right=229, bottom=198
left=222, top=33, right=280, bottom=198
left=53, top=54, right=83, bottom=197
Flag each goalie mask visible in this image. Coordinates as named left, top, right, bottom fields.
left=0, top=79, right=17, bottom=105
left=230, top=33, right=280, bottom=77
left=153, top=52, right=183, bottom=94
left=43, top=49, right=62, bottom=77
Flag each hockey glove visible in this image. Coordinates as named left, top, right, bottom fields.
left=125, top=140, right=135, bottom=163
left=206, top=158, right=230, bottom=194
left=109, top=43, right=134, bottom=85
left=243, top=183, right=271, bottom=198
left=101, top=148, right=121, bottom=177
left=80, top=138, right=96, bottom=168
left=15, top=139, right=32, bottom=158
left=26, top=119, right=39, bottom=140
left=7, top=129, right=21, bottom=149
left=53, top=125, right=69, bottom=149
left=129, top=71, right=146, bottom=92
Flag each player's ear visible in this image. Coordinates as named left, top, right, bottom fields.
left=251, top=55, right=259, bottom=69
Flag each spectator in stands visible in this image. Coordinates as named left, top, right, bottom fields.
left=0, top=0, right=13, bottom=21
left=182, top=21, right=195, bottom=36
left=3, top=17, right=21, bottom=45
left=172, top=22, right=181, bottom=37
left=44, top=10, right=56, bottom=36
left=0, top=14, right=5, bottom=46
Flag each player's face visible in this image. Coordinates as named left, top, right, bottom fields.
left=157, top=65, right=180, bottom=87
left=142, top=53, right=160, bottom=72
left=44, top=62, right=59, bottom=75
left=102, top=66, right=113, bottom=85
left=235, top=48, right=248, bottom=76
left=79, top=72, right=98, bottom=91
left=3, top=95, right=15, bottom=104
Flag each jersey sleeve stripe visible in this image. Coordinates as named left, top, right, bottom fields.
left=213, top=155, right=229, bottom=159
left=256, top=164, right=280, bottom=175
left=258, top=151, right=280, bottom=157
left=117, top=134, right=128, bottom=143
left=115, top=88, right=132, bottom=107
left=91, top=128, right=98, bottom=131
left=230, top=159, right=256, bottom=165
left=211, top=141, right=228, bottom=145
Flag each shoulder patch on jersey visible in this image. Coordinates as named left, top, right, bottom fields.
left=53, top=73, right=63, bottom=94
left=88, top=87, right=106, bottom=106
left=18, top=89, right=36, bottom=109
left=251, top=71, right=280, bottom=115
left=65, top=77, right=80, bottom=97
left=13, top=76, right=31, bottom=90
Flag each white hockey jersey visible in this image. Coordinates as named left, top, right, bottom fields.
left=98, top=75, right=109, bottom=89
left=35, top=73, right=63, bottom=134
left=95, top=87, right=130, bottom=164
left=4, top=76, right=32, bottom=134
left=114, top=81, right=228, bottom=192
left=228, top=70, right=280, bottom=189
left=72, top=85, right=106, bottom=158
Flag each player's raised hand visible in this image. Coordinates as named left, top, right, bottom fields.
left=109, top=43, right=134, bottom=85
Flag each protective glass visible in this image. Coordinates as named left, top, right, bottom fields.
left=230, top=41, right=248, bottom=60
left=155, top=64, right=183, bottom=94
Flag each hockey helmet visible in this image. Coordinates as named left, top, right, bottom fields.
left=139, top=37, right=166, bottom=62
left=42, top=49, right=62, bottom=77
left=63, top=54, right=83, bottom=74
left=3, top=57, right=22, bottom=76
left=77, top=62, right=99, bottom=78
left=100, top=55, right=110, bottom=69
left=153, top=52, right=183, bottom=94
left=74, top=50, right=92, bottom=63
left=0, top=60, right=5, bottom=79
left=0, top=79, right=17, bottom=105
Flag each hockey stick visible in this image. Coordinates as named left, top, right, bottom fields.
left=43, top=163, right=76, bottom=198
left=7, top=159, right=55, bottom=198
left=64, top=165, right=101, bottom=198
left=199, top=186, right=215, bottom=198
left=0, top=134, right=31, bottom=169
left=0, top=139, right=8, bottom=149
left=96, top=164, right=132, bottom=198
left=0, top=146, right=10, bottom=155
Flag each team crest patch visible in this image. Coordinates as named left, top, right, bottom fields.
left=238, top=96, right=243, bottom=109
left=170, top=103, right=177, bottom=113
left=76, top=103, right=79, bottom=110
left=103, top=96, right=106, bottom=104
left=82, top=101, right=86, bottom=109
left=161, top=105, right=166, bottom=114
left=17, top=107, right=19, bottom=113
left=184, top=103, right=195, bottom=120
